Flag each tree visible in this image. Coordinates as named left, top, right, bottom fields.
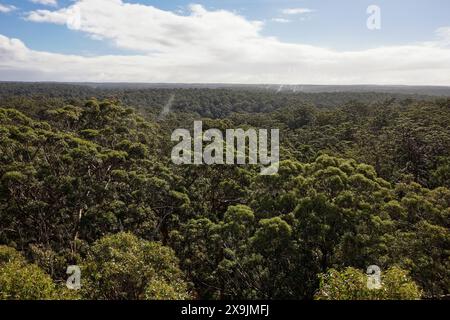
left=81, top=232, right=190, bottom=300
left=0, top=246, right=73, bottom=300
left=316, top=266, right=421, bottom=300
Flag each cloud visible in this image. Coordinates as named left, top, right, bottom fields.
left=271, top=18, right=291, bottom=24
left=436, top=27, right=450, bottom=46
left=30, top=0, right=58, bottom=6
left=25, top=1, right=265, bottom=55
left=0, top=0, right=448, bottom=85
left=0, top=3, right=16, bottom=13
left=281, top=8, right=314, bottom=15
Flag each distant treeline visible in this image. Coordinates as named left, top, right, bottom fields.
left=0, top=82, right=446, bottom=118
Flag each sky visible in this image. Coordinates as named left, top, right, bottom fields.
left=0, top=0, right=449, bottom=84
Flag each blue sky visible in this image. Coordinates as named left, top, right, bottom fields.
left=0, top=0, right=449, bottom=84
left=1, top=0, right=449, bottom=54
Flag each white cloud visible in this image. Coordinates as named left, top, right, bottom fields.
left=271, top=18, right=291, bottom=24
left=0, top=0, right=448, bottom=85
left=281, top=8, right=314, bottom=15
left=25, top=1, right=265, bottom=56
left=436, top=27, right=450, bottom=46
left=0, top=3, right=16, bottom=13
left=30, top=0, right=58, bottom=6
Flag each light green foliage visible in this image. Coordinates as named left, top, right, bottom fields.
left=0, top=261, right=58, bottom=300
left=81, top=232, right=190, bottom=300
left=316, top=266, right=422, bottom=300
left=0, top=246, right=75, bottom=300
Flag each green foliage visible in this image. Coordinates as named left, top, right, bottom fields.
left=0, top=245, right=24, bottom=265
left=0, top=262, right=58, bottom=300
left=0, top=86, right=449, bottom=300
left=0, top=246, right=73, bottom=300
left=316, top=267, right=422, bottom=300
left=81, top=232, right=190, bottom=300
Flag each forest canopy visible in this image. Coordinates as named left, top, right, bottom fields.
left=0, top=83, right=448, bottom=300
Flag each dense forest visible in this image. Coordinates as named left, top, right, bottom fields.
left=0, top=83, right=448, bottom=300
